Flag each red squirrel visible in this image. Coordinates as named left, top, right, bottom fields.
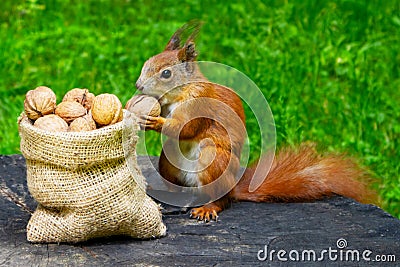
left=136, top=21, right=374, bottom=222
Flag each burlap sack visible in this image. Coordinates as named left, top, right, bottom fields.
left=18, top=111, right=166, bottom=243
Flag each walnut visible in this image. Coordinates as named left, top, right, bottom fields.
left=91, top=94, right=123, bottom=126
left=33, top=115, right=68, bottom=132
left=24, top=86, right=57, bottom=120
left=55, top=101, right=87, bottom=124
left=69, top=113, right=97, bottom=132
left=62, top=88, right=95, bottom=110
left=83, top=112, right=97, bottom=129
left=125, top=95, right=161, bottom=117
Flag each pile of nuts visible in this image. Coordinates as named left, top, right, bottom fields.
left=23, top=86, right=161, bottom=132
left=24, top=86, right=123, bottom=132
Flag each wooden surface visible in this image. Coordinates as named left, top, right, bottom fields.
left=0, top=154, right=399, bottom=266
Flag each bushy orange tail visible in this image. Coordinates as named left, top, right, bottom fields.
left=232, top=144, right=375, bottom=204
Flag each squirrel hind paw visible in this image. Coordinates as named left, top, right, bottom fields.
left=190, top=206, right=219, bottom=222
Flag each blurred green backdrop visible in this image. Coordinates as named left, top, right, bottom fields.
left=0, top=0, right=399, bottom=217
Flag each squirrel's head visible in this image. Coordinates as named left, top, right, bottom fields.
left=136, top=20, right=204, bottom=103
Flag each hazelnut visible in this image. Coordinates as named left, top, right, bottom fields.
left=55, top=101, right=87, bottom=124
left=24, top=86, right=57, bottom=120
left=125, top=95, right=161, bottom=117
left=62, top=88, right=95, bottom=110
left=91, top=94, right=123, bottom=126
left=34, top=115, right=68, bottom=132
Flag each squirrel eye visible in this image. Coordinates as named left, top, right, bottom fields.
left=161, top=69, right=172, bottom=79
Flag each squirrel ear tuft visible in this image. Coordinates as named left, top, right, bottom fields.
left=178, top=42, right=197, bottom=62
left=164, top=19, right=203, bottom=51
left=165, top=32, right=181, bottom=51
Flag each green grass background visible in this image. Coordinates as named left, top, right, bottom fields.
left=0, top=0, right=399, bottom=217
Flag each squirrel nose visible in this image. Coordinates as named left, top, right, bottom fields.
left=135, top=81, right=144, bottom=91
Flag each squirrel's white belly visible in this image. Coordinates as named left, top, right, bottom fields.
left=178, top=140, right=202, bottom=187
left=160, top=102, right=204, bottom=187
left=163, top=139, right=202, bottom=187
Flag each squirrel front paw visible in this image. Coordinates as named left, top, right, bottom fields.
left=138, top=115, right=165, bottom=131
